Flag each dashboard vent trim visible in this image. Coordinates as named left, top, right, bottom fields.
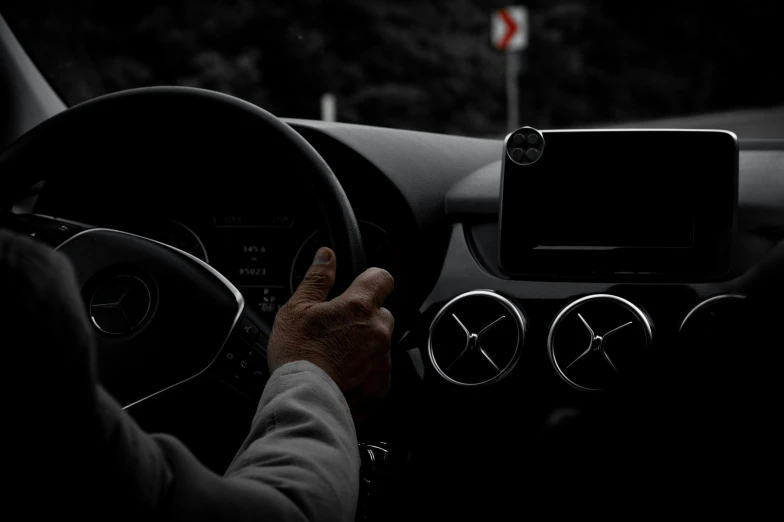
left=427, top=289, right=526, bottom=387
left=548, top=293, right=653, bottom=392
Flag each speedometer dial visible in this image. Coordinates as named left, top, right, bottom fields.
left=144, top=220, right=210, bottom=263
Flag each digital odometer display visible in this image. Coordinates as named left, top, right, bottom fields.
left=208, top=217, right=403, bottom=323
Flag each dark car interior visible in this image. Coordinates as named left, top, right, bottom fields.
left=2, top=6, right=784, bottom=519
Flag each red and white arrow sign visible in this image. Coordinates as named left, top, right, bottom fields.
left=491, top=6, right=529, bottom=52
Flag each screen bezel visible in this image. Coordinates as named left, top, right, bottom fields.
left=497, top=129, right=738, bottom=278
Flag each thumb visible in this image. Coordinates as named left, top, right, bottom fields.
left=292, top=247, right=336, bottom=303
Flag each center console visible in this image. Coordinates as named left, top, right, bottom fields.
left=421, top=127, right=741, bottom=393
left=366, top=128, right=747, bottom=518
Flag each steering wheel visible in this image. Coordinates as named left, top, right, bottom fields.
left=0, top=87, right=366, bottom=408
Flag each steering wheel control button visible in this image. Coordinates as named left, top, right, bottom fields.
left=238, top=345, right=260, bottom=365
left=505, top=126, right=546, bottom=166
left=219, top=352, right=245, bottom=380
left=238, top=317, right=259, bottom=344
left=548, top=294, right=653, bottom=392
left=89, top=275, right=152, bottom=335
left=215, top=336, right=268, bottom=398
left=248, top=366, right=268, bottom=391
left=428, top=290, right=526, bottom=387
left=36, top=221, right=83, bottom=246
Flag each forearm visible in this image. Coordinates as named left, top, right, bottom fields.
left=111, top=361, right=360, bottom=521
left=84, top=361, right=358, bottom=521
left=1, top=231, right=360, bottom=520
left=224, top=361, right=360, bottom=521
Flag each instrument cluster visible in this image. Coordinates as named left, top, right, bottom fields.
left=151, top=213, right=403, bottom=323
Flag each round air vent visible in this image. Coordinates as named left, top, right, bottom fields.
left=680, top=294, right=747, bottom=338
left=548, top=294, right=653, bottom=392
left=678, top=294, right=747, bottom=380
left=428, top=290, right=526, bottom=387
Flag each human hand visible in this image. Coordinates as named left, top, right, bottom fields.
left=267, top=247, right=395, bottom=421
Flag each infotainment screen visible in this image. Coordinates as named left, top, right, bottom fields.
left=498, top=129, right=737, bottom=277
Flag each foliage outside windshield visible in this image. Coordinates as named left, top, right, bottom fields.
left=4, top=0, right=784, bottom=137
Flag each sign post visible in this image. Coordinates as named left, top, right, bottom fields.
left=506, top=52, right=521, bottom=131
left=320, top=93, right=337, bottom=122
left=491, top=6, right=529, bottom=131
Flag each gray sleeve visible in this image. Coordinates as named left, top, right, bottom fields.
left=91, top=348, right=360, bottom=522
left=224, top=360, right=361, bottom=521
left=87, top=360, right=359, bottom=522
left=1, top=230, right=359, bottom=521
left=146, top=361, right=360, bottom=522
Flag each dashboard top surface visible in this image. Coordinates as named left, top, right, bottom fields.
left=3, top=119, right=783, bottom=334
left=1, top=113, right=782, bottom=431
left=287, top=119, right=784, bottom=240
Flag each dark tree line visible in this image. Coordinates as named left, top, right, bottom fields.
left=6, top=0, right=784, bottom=136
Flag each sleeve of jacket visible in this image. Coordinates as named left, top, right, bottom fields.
left=148, top=361, right=360, bottom=522
left=224, top=361, right=360, bottom=520
left=83, top=361, right=360, bottom=522
left=0, top=230, right=359, bottom=522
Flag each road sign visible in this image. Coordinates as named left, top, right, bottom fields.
left=491, top=6, right=529, bottom=52
left=492, top=6, right=529, bottom=130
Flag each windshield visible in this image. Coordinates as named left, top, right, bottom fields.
left=5, top=0, right=784, bottom=138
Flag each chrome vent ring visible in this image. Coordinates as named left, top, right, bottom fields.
left=548, top=294, right=653, bottom=392
left=428, top=290, right=526, bottom=387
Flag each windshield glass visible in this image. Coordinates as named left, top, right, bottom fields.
left=5, top=0, right=784, bottom=138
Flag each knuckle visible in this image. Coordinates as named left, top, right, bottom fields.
left=379, top=307, right=395, bottom=327
left=371, top=318, right=393, bottom=343
left=346, top=295, right=374, bottom=317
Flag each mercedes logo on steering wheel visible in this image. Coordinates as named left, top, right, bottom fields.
left=89, top=275, right=153, bottom=335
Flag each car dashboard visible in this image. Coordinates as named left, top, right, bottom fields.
left=4, top=118, right=784, bottom=519
left=29, top=213, right=404, bottom=326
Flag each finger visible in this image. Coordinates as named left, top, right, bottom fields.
left=292, top=247, right=336, bottom=303
left=378, top=307, right=395, bottom=339
left=342, top=267, right=394, bottom=308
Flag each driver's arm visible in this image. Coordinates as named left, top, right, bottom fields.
left=1, top=231, right=393, bottom=522
left=228, top=248, right=393, bottom=514
left=148, top=361, right=359, bottom=521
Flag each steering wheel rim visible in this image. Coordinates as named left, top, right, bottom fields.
left=0, top=86, right=366, bottom=285
left=0, top=86, right=366, bottom=407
